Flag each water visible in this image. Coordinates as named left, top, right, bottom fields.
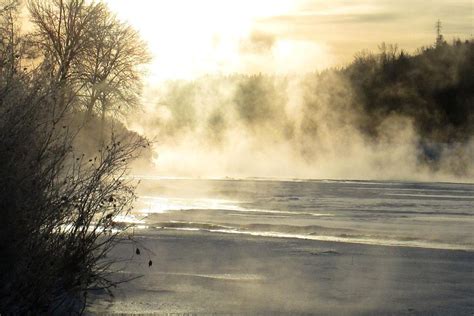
left=130, top=178, right=474, bottom=251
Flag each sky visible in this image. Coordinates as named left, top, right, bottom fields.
left=105, top=0, right=473, bottom=82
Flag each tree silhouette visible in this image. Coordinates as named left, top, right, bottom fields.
left=28, top=0, right=150, bottom=132
left=0, top=0, right=150, bottom=313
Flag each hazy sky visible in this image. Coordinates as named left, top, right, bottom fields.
left=106, top=0, right=473, bottom=82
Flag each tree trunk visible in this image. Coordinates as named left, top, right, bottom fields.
left=100, top=102, right=106, bottom=146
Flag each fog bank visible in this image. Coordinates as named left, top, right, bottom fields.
left=130, top=42, right=474, bottom=182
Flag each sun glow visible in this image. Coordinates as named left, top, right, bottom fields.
left=104, top=0, right=473, bottom=83
left=105, top=0, right=314, bottom=81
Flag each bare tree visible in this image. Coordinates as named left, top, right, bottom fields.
left=0, top=0, right=151, bottom=313
left=28, top=0, right=150, bottom=132
left=28, top=0, right=102, bottom=84
left=27, top=0, right=102, bottom=125
left=82, top=6, right=150, bottom=121
left=0, top=0, right=18, bottom=78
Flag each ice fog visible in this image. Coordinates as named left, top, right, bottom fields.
left=129, top=69, right=474, bottom=182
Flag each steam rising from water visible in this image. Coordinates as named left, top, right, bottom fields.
left=131, top=74, right=474, bottom=182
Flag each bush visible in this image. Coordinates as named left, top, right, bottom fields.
left=0, top=66, right=148, bottom=313
left=0, top=0, right=150, bottom=312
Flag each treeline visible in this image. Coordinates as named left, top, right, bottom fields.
left=153, top=39, right=473, bottom=165
left=0, top=0, right=149, bottom=313
left=345, top=40, right=474, bottom=142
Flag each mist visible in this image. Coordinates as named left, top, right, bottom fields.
left=2, top=0, right=472, bottom=314
left=129, top=40, right=473, bottom=182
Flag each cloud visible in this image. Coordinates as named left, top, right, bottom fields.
left=258, top=12, right=401, bottom=26
left=252, top=0, right=472, bottom=68
left=106, top=0, right=472, bottom=81
left=239, top=31, right=276, bottom=54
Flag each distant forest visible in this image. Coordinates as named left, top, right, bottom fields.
left=152, top=39, right=473, bottom=171
left=345, top=40, right=473, bottom=142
